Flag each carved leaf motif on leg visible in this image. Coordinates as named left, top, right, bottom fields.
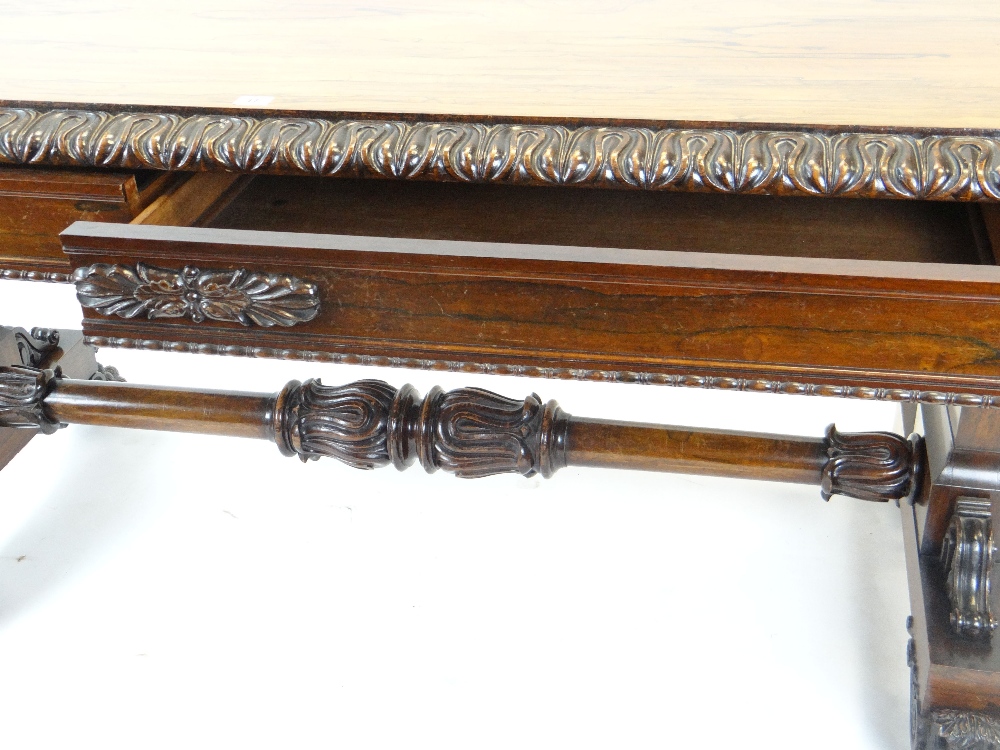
left=274, top=379, right=569, bottom=478
left=0, top=366, right=63, bottom=434
left=428, top=388, right=546, bottom=478
left=820, top=425, right=918, bottom=502
left=292, top=379, right=396, bottom=470
left=934, top=710, right=1000, bottom=750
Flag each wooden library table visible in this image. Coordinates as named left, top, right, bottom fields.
left=2, top=3, right=1000, bottom=746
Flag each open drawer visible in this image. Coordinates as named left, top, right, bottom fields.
left=33, top=172, right=1000, bottom=404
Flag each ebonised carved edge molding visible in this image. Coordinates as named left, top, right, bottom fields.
left=2, top=107, right=999, bottom=201
left=82, top=335, right=1000, bottom=409
left=0, top=268, right=72, bottom=283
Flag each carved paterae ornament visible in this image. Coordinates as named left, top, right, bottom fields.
left=273, top=379, right=567, bottom=478
left=2, top=107, right=1000, bottom=201
left=73, top=262, right=320, bottom=327
left=941, top=498, right=997, bottom=639
left=820, top=426, right=921, bottom=503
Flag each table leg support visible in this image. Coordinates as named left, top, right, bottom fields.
left=904, top=404, right=1000, bottom=748
left=1, top=356, right=924, bottom=506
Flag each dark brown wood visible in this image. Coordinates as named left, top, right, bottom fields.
left=0, top=327, right=99, bottom=471
left=61, top=222, right=1000, bottom=405
left=5, top=107, right=1000, bottom=201
left=915, top=406, right=1000, bottom=556
left=902, top=406, right=1000, bottom=745
left=211, top=176, right=987, bottom=265
left=44, top=380, right=274, bottom=439
left=131, top=173, right=251, bottom=227
left=0, top=166, right=177, bottom=280
left=980, top=205, right=1000, bottom=265
left=904, top=495, right=1000, bottom=716
left=1, top=368, right=922, bottom=503
left=565, top=419, right=828, bottom=483
left=0, top=167, right=249, bottom=280
left=967, top=205, right=999, bottom=266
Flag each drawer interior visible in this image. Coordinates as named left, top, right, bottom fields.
left=3, top=165, right=997, bottom=279
left=205, top=175, right=996, bottom=266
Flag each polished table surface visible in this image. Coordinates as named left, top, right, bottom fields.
left=3, top=0, right=1000, bottom=130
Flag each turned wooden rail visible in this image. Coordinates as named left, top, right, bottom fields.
left=0, top=365, right=923, bottom=503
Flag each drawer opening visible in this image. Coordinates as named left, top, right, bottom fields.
left=203, top=175, right=998, bottom=266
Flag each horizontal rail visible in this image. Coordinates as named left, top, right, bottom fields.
left=0, top=366, right=923, bottom=503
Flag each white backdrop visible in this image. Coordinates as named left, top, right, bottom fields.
left=0, top=280, right=910, bottom=749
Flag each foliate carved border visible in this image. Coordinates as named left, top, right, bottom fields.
left=2, top=107, right=1000, bottom=201
left=74, top=262, right=321, bottom=327
left=83, top=335, right=1000, bottom=408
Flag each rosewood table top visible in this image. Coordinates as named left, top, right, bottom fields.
left=2, top=0, right=999, bottom=129
left=2, top=1, right=999, bottom=202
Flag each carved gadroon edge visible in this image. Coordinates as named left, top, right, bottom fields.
left=3, top=107, right=1000, bottom=201
left=81, top=335, right=1000, bottom=409
left=272, top=379, right=567, bottom=478
left=73, top=262, right=321, bottom=327
left=0, top=366, right=63, bottom=434
left=820, top=426, right=922, bottom=503
left=909, top=635, right=1000, bottom=750
left=941, top=498, right=997, bottom=639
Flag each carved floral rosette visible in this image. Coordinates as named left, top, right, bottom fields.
left=73, top=262, right=320, bottom=327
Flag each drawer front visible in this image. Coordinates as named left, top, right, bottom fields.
left=62, top=221, right=1000, bottom=405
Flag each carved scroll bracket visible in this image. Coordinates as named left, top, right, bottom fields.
left=73, top=262, right=320, bottom=327
left=820, top=426, right=923, bottom=503
left=272, top=379, right=569, bottom=478
left=13, top=327, right=59, bottom=368
left=941, top=498, right=997, bottom=639
left=0, top=366, right=64, bottom=434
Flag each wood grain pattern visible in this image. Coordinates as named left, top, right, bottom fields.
left=0, top=328, right=99, bottom=472
left=131, top=172, right=247, bottom=227
left=21, top=371, right=920, bottom=501
left=2, top=1, right=999, bottom=129
left=0, top=166, right=175, bottom=279
left=60, top=222, right=1000, bottom=406
left=213, top=176, right=986, bottom=264
left=73, top=261, right=321, bottom=327
left=4, top=108, right=1000, bottom=201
